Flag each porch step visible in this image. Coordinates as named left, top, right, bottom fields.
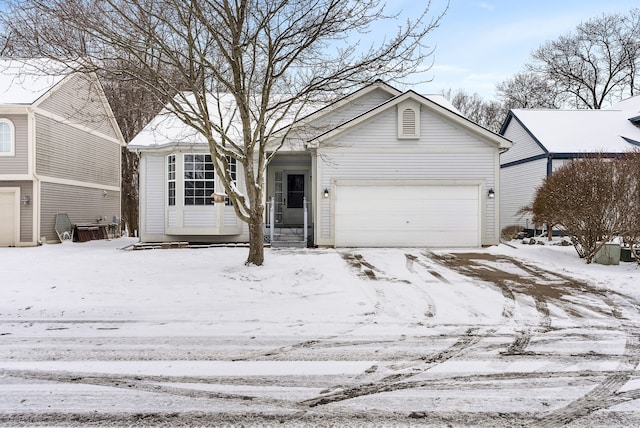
left=264, top=225, right=312, bottom=248
left=271, top=240, right=307, bottom=248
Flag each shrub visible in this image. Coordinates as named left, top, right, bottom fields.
left=531, top=156, right=631, bottom=263
left=501, top=225, right=524, bottom=240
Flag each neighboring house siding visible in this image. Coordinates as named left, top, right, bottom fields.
left=500, top=119, right=545, bottom=164
left=37, top=74, right=118, bottom=140
left=40, top=181, right=120, bottom=243
left=143, top=155, right=166, bottom=236
left=0, top=114, right=29, bottom=174
left=35, top=114, right=120, bottom=187
left=500, top=158, right=547, bottom=228
left=552, top=158, right=570, bottom=172
left=0, top=181, right=33, bottom=243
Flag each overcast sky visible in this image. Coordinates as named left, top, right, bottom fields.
left=390, top=0, right=639, bottom=100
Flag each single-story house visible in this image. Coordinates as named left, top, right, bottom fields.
left=128, top=80, right=512, bottom=247
left=0, top=59, right=125, bottom=246
left=499, top=97, right=640, bottom=230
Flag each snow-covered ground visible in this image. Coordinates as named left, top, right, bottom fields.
left=0, top=238, right=639, bottom=426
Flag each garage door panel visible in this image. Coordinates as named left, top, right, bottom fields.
left=335, top=184, right=480, bottom=247
left=0, top=192, right=17, bottom=247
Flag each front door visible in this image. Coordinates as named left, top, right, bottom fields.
left=282, top=172, right=305, bottom=226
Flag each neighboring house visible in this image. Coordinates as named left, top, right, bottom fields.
left=499, top=98, right=640, bottom=231
left=129, top=80, right=511, bottom=248
left=0, top=59, right=125, bottom=246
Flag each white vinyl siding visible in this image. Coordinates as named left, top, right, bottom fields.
left=500, top=118, right=546, bottom=164
left=316, top=104, right=499, bottom=246
left=139, top=151, right=243, bottom=240
left=184, top=209, right=217, bottom=228
left=397, top=101, right=420, bottom=139
left=500, top=158, right=547, bottom=228
left=310, top=89, right=396, bottom=135
left=329, top=108, right=492, bottom=149
left=144, top=155, right=165, bottom=235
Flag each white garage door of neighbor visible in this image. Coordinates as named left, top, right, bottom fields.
left=334, top=185, right=480, bottom=247
left=0, top=192, right=17, bottom=246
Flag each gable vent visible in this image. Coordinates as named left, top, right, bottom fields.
left=402, top=108, right=416, bottom=136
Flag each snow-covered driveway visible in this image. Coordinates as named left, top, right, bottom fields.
left=0, top=239, right=639, bottom=426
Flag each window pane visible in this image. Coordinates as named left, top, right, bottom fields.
left=0, top=122, right=12, bottom=153
left=183, top=153, right=216, bottom=205
left=287, top=174, right=304, bottom=208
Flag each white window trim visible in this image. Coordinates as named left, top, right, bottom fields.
left=397, top=102, right=420, bottom=139
left=167, top=154, right=176, bottom=206
left=0, top=118, right=15, bottom=156
left=183, top=153, right=216, bottom=206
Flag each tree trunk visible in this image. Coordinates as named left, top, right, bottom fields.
left=246, top=209, right=265, bottom=266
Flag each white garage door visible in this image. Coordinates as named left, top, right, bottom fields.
left=334, top=184, right=480, bottom=247
left=0, top=191, right=17, bottom=247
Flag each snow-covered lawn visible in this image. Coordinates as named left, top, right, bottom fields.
left=0, top=238, right=639, bottom=426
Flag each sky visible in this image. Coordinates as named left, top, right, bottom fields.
left=1, top=0, right=637, bottom=102
left=390, top=0, right=640, bottom=100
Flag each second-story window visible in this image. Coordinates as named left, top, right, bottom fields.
left=0, top=119, right=15, bottom=156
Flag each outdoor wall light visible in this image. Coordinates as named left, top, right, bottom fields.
left=103, top=190, right=108, bottom=197
left=21, top=195, right=30, bottom=205
left=323, top=188, right=329, bottom=198
left=487, top=188, right=495, bottom=199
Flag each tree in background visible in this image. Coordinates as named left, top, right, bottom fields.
left=442, top=89, right=505, bottom=133
left=526, top=10, right=640, bottom=109
left=1, top=0, right=445, bottom=265
left=496, top=72, right=562, bottom=110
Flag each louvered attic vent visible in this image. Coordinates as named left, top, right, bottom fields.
left=402, top=109, right=416, bottom=135
left=397, top=102, right=420, bottom=139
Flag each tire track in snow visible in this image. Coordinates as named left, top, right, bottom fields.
left=534, top=328, right=640, bottom=427
left=301, top=327, right=495, bottom=407
left=0, top=369, right=307, bottom=412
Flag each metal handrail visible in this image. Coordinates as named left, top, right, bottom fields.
left=265, top=197, right=311, bottom=245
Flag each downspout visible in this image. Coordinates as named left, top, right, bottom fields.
left=27, top=107, right=41, bottom=245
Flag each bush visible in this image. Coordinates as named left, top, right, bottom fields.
left=530, top=156, right=635, bottom=263
left=501, top=225, right=524, bottom=240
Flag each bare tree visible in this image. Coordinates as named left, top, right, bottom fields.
left=0, top=4, right=169, bottom=237
left=496, top=72, right=561, bottom=110
left=99, top=60, right=168, bottom=237
left=2, top=0, right=445, bottom=265
left=618, top=151, right=640, bottom=257
left=442, top=89, right=505, bottom=133
left=531, top=156, right=630, bottom=263
left=527, top=11, right=640, bottom=109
